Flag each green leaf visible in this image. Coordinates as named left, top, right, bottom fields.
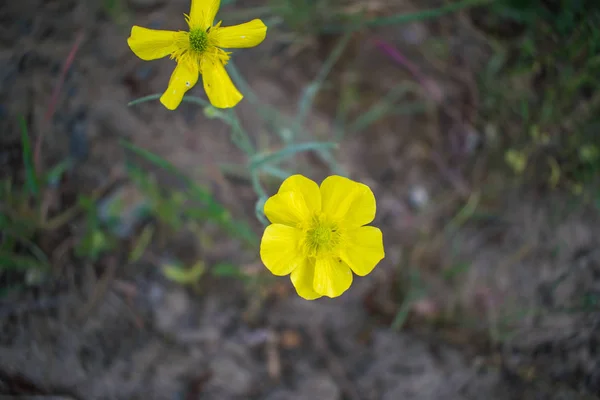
left=442, top=262, right=471, bottom=281
left=250, top=142, right=337, bottom=170
left=18, top=116, right=38, bottom=198
left=162, top=260, right=206, bottom=284
left=45, top=159, right=72, bottom=187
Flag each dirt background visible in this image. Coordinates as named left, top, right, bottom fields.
left=1, top=0, right=600, bottom=399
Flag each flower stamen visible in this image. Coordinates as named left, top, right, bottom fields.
left=189, top=28, right=209, bottom=53
left=304, top=216, right=340, bottom=257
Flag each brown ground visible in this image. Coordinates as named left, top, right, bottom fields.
left=1, top=0, right=599, bottom=399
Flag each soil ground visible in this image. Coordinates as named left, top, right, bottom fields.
left=1, top=0, right=599, bottom=399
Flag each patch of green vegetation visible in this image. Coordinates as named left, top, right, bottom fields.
left=1, top=119, right=75, bottom=292
left=0, top=117, right=264, bottom=296
left=102, top=0, right=130, bottom=26
left=480, top=0, right=600, bottom=196
left=262, top=0, right=490, bottom=35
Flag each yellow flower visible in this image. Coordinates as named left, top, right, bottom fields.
left=260, top=175, right=385, bottom=299
left=127, top=0, right=267, bottom=110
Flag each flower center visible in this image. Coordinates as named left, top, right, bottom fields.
left=189, top=28, right=208, bottom=53
left=304, top=217, right=340, bottom=257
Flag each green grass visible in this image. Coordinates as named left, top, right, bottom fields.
left=479, top=0, right=600, bottom=196
left=1, top=119, right=72, bottom=288
left=0, top=116, right=266, bottom=295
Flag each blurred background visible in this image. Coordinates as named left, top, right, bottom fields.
left=1, top=0, right=600, bottom=399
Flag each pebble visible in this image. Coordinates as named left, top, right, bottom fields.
left=153, top=289, right=190, bottom=334
left=210, top=356, right=253, bottom=396
left=400, top=22, right=429, bottom=46
left=407, top=185, right=429, bottom=210
left=297, top=374, right=341, bottom=400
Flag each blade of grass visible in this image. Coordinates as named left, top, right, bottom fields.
left=18, top=116, right=39, bottom=199
left=201, top=105, right=257, bottom=155
left=122, top=140, right=258, bottom=246
left=227, top=61, right=292, bottom=139
left=292, top=31, right=353, bottom=176
left=445, top=191, right=481, bottom=233
left=123, top=146, right=223, bottom=219
left=295, top=30, right=353, bottom=130
left=350, top=101, right=426, bottom=136
left=45, top=159, right=72, bottom=187
left=392, top=269, right=427, bottom=331
left=1, top=229, right=50, bottom=269
left=348, top=84, right=416, bottom=134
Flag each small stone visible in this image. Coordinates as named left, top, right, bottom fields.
left=153, top=289, right=190, bottom=334
left=408, top=185, right=429, bottom=209
left=400, top=22, right=429, bottom=45
left=464, top=126, right=481, bottom=154
left=210, top=357, right=253, bottom=396
left=298, top=374, right=340, bottom=400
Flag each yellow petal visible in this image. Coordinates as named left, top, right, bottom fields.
left=278, top=175, right=321, bottom=214
left=313, top=257, right=353, bottom=298
left=127, top=26, right=179, bottom=61
left=340, top=227, right=384, bottom=276
left=320, top=175, right=376, bottom=227
left=260, top=224, right=303, bottom=276
left=210, top=19, right=267, bottom=48
left=201, top=58, right=243, bottom=108
left=264, top=191, right=311, bottom=227
left=189, top=0, right=220, bottom=30
left=290, top=259, right=322, bottom=300
left=160, top=62, right=199, bottom=110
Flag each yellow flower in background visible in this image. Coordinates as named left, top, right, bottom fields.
left=127, top=0, right=267, bottom=110
left=260, top=175, right=385, bottom=300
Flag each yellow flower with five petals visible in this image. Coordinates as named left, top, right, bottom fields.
left=127, top=0, right=267, bottom=110
left=260, top=175, right=385, bottom=299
